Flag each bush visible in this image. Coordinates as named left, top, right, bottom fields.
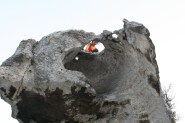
left=162, top=84, right=179, bottom=123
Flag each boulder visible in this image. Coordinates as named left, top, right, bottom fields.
left=0, top=20, right=173, bottom=123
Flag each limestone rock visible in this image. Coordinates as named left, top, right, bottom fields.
left=0, top=20, right=173, bottom=123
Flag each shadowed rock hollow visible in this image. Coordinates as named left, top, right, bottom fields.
left=0, top=20, right=174, bottom=123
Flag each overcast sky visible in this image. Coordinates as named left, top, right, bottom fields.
left=0, top=0, right=185, bottom=123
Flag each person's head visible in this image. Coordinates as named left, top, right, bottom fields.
left=91, top=38, right=100, bottom=45
left=91, top=40, right=98, bottom=45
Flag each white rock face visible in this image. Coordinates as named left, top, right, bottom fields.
left=0, top=20, right=173, bottom=123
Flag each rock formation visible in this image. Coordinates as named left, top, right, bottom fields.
left=0, top=20, right=174, bottom=123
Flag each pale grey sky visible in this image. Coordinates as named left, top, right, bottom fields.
left=0, top=0, right=185, bottom=123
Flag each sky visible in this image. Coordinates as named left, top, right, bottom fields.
left=0, top=0, right=185, bottom=122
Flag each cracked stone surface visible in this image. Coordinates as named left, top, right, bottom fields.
left=0, top=20, right=173, bottom=123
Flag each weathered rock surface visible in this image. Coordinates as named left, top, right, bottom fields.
left=0, top=20, right=173, bottom=123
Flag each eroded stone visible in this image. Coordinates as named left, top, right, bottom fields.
left=0, top=20, right=173, bottom=123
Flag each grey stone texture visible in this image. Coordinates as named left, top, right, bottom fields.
left=0, top=20, right=173, bottom=123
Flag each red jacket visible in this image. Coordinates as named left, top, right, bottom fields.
left=85, top=44, right=97, bottom=52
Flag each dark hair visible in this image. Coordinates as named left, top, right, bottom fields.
left=91, top=40, right=98, bottom=44
left=91, top=38, right=101, bottom=44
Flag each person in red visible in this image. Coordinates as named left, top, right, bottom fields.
left=84, top=40, right=99, bottom=53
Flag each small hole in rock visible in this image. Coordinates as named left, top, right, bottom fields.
left=83, top=39, right=105, bottom=53
left=112, top=34, right=118, bottom=38
left=74, top=39, right=105, bottom=61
